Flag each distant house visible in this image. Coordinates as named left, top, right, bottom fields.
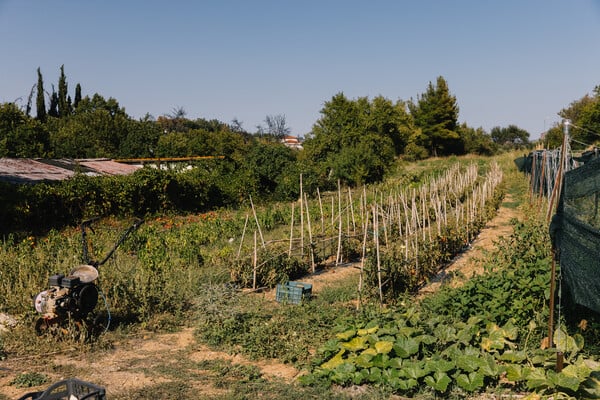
left=281, top=135, right=303, bottom=150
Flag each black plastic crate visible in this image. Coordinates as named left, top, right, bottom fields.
left=17, top=378, right=106, bottom=400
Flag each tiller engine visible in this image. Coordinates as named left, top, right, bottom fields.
left=34, top=218, right=143, bottom=335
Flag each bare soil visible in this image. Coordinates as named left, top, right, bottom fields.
left=0, top=195, right=521, bottom=399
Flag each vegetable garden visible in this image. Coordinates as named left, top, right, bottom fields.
left=1, top=153, right=600, bottom=399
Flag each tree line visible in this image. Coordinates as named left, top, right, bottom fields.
left=543, top=85, right=600, bottom=149
left=1, top=66, right=533, bottom=194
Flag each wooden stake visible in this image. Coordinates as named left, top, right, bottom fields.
left=336, top=180, right=343, bottom=265
left=288, top=203, right=295, bottom=257
left=357, top=208, right=369, bottom=311
left=305, top=192, right=315, bottom=272
left=300, top=174, right=304, bottom=256
left=237, top=214, right=249, bottom=259
left=374, top=205, right=383, bottom=304
left=249, top=195, right=266, bottom=249
left=317, top=187, right=324, bottom=234
left=253, top=231, right=257, bottom=290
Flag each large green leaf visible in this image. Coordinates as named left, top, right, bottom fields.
left=331, top=362, right=356, bottom=384
left=424, top=371, right=452, bottom=392
left=400, top=360, right=430, bottom=380
left=581, top=370, right=600, bottom=398
left=553, top=327, right=583, bottom=355
left=320, top=349, right=346, bottom=370
left=455, top=353, right=486, bottom=373
left=371, top=353, right=390, bottom=368
left=368, top=366, right=382, bottom=383
left=352, top=369, right=370, bottom=385
left=375, top=340, right=394, bottom=354
left=434, top=325, right=457, bottom=344
left=425, top=357, right=455, bottom=373
left=336, top=329, right=356, bottom=341
left=548, top=369, right=582, bottom=393
left=357, top=326, right=379, bottom=336
left=505, top=364, right=525, bottom=382
left=386, top=357, right=403, bottom=369
left=497, top=350, right=528, bottom=363
left=393, top=336, right=420, bottom=358
left=525, top=367, right=551, bottom=390
left=341, top=336, right=368, bottom=352
left=479, top=354, right=501, bottom=377
left=355, top=352, right=374, bottom=369
left=397, top=378, right=418, bottom=391
left=455, top=371, right=485, bottom=392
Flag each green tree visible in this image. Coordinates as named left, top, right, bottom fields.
left=0, top=103, right=50, bottom=157
left=36, top=67, right=47, bottom=122
left=57, top=64, right=70, bottom=117
left=48, top=85, right=59, bottom=118
left=303, top=92, right=396, bottom=187
left=50, top=94, right=130, bottom=158
left=490, top=124, right=530, bottom=149
left=408, top=76, right=460, bottom=157
left=243, top=140, right=298, bottom=199
left=74, top=83, right=82, bottom=109
left=367, top=96, right=413, bottom=155
left=568, top=86, right=600, bottom=149
left=458, top=123, right=497, bottom=155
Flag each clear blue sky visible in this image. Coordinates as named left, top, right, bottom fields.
left=1, top=1, right=599, bottom=139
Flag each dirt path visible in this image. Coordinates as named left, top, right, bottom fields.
left=0, top=195, right=520, bottom=399
left=0, top=327, right=300, bottom=399
left=418, top=193, right=519, bottom=296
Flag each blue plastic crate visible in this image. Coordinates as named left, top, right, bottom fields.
left=276, top=281, right=312, bottom=304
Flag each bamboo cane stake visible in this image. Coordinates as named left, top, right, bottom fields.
left=317, top=187, right=324, bottom=234
left=357, top=208, right=369, bottom=310
left=374, top=204, right=383, bottom=304
left=348, top=187, right=356, bottom=234
left=300, top=174, right=304, bottom=257
left=249, top=195, right=266, bottom=249
left=304, top=192, right=315, bottom=272
left=253, top=230, right=257, bottom=290
left=288, top=203, right=295, bottom=257
left=336, top=180, right=343, bottom=265
left=237, top=214, right=249, bottom=259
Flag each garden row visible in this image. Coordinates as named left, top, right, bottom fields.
left=232, top=160, right=504, bottom=300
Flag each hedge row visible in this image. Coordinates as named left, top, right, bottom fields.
left=0, top=166, right=234, bottom=236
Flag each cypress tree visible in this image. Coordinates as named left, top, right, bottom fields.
left=36, top=67, right=47, bottom=122
left=48, top=85, right=59, bottom=118
left=74, top=83, right=82, bottom=109
left=58, top=64, right=69, bottom=117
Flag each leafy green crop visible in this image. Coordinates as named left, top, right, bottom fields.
left=302, top=211, right=600, bottom=398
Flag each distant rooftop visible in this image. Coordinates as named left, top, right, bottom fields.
left=0, top=158, right=141, bottom=184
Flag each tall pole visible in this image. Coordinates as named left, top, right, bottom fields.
left=548, top=119, right=570, bottom=349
